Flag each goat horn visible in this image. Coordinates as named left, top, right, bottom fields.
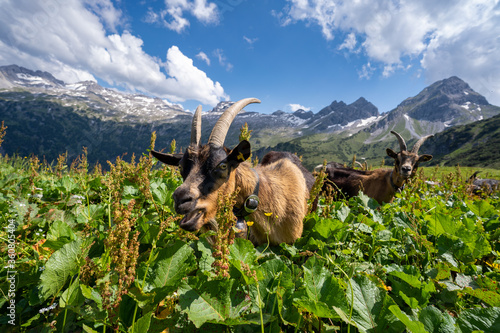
left=390, top=131, right=407, bottom=152
left=411, top=134, right=433, bottom=153
left=191, top=105, right=202, bottom=146
left=208, top=97, right=261, bottom=147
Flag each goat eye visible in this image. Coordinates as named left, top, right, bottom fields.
left=212, top=162, right=229, bottom=179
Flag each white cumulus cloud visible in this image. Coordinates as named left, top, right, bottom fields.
left=288, top=104, right=311, bottom=112
left=0, top=0, right=227, bottom=106
left=161, top=0, right=219, bottom=33
left=280, top=0, right=500, bottom=105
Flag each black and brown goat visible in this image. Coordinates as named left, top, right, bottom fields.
left=321, top=131, right=433, bottom=205
left=151, top=98, right=310, bottom=246
left=468, top=171, right=499, bottom=194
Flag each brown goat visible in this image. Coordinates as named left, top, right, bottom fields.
left=151, top=98, right=309, bottom=246
left=322, top=131, right=433, bottom=205
left=261, top=151, right=315, bottom=192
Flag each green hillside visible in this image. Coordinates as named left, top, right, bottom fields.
left=257, top=113, right=500, bottom=170
left=423, top=113, right=500, bottom=168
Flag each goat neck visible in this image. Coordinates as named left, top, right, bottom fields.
left=389, top=169, right=406, bottom=192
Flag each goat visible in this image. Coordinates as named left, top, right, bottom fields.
left=314, top=161, right=345, bottom=173
left=468, top=171, right=499, bottom=194
left=321, top=131, right=433, bottom=205
left=261, top=151, right=315, bottom=191
left=151, top=98, right=309, bottom=246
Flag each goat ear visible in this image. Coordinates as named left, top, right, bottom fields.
left=418, top=154, right=433, bottom=163
left=226, top=140, right=252, bottom=166
left=151, top=150, right=183, bottom=166
left=213, top=141, right=251, bottom=179
left=386, top=148, right=398, bottom=159
left=226, top=140, right=252, bottom=168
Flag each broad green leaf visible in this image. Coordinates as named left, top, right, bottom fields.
left=44, top=218, right=78, bottom=250
left=347, top=274, right=403, bottom=332
left=228, top=238, right=262, bottom=285
left=137, top=219, right=160, bottom=245
left=229, top=238, right=257, bottom=266
left=50, top=219, right=77, bottom=240
left=311, top=217, right=345, bottom=240
left=467, top=200, right=495, bottom=218
left=248, top=258, right=294, bottom=315
left=119, top=294, right=137, bottom=328
left=294, top=298, right=336, bottom=318
left=426, top=212, right=456, bottom=236
left=127, top=285, right=155, bottom=309
left=462, top=288, right=500, bottom=307
left=39, top=238, right=84, bottom=301
left=301, top=256, right=346, bottom=316
left=419, top=306, right=455, bottom=333
left=356, top=192, right=380, bottom=210
left=352, top=222, right=373, bottom=234
left=60, top=276, right=84, bottom=309
left=197, top=239, right=215, bottom=276
left=75, top=204, right=106, bottom=224
left=129, top=311, right=153, bottom=333
left=144, top=241, right=196, bottom=292
left=389, top=305, right=427, bottom=333
left=150, top=181, right=170, bottom=206
left=80, top=284, right=103, bottom=307
left=456, top=307, right=500, bottom=332
left=178, top=276, right=235, bottom=328
left=255, top=259, right=296, bottom=323
left=426, top=262, right=452, bottom=281
left=122, top=183, right=140, bottom=199
left=58, top=175, right=78, bottom=193
left=388, top=271, right=435, bottom=309
left=82, top=324, right=99, bottom=333
left=336, top=204, right=351, bottom=222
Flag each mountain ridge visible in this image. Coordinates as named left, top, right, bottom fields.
left=1, top=64, right=500, bottom=169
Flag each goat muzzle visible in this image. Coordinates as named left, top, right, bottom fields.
left=179, top=209, right=205, bottom=231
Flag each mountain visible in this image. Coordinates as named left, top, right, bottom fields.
left=0, top=64, right=187, bottom=122
left=421, top=112, right=500, bottom=168
left=0, top=64, right=380, bottom=164
left=256, top=77, right=500, bottom=169
left=365, top=76, right=500, bottom=143
left=1, top=64, right=499, bottom=169
left=0, top=64, right=65, bottom=88
left=305, top=97, right=379, bottom=131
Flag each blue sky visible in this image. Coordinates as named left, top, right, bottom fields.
left=1, top=0, right=499, bottom=114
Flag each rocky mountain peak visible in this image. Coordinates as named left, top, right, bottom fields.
left=306, top=97, right=379, bottom=131
left=210, top=101, right=234, bottom=113
left=292, top=109, right=313, bottom=119
left=367, top=76, right=500, bottom=142
left=0, top=64, right=65, bottom=88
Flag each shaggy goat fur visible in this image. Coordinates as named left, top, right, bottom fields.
left=151, top=98, right=309, bottom=246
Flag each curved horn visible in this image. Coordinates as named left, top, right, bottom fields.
left=411, top=134, right=433, bottom=154
left=208, top=97, right=261, bottom=147
left=390, top=131, right=407, bottom=152
left=191, top=105, right=202, bottom=146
